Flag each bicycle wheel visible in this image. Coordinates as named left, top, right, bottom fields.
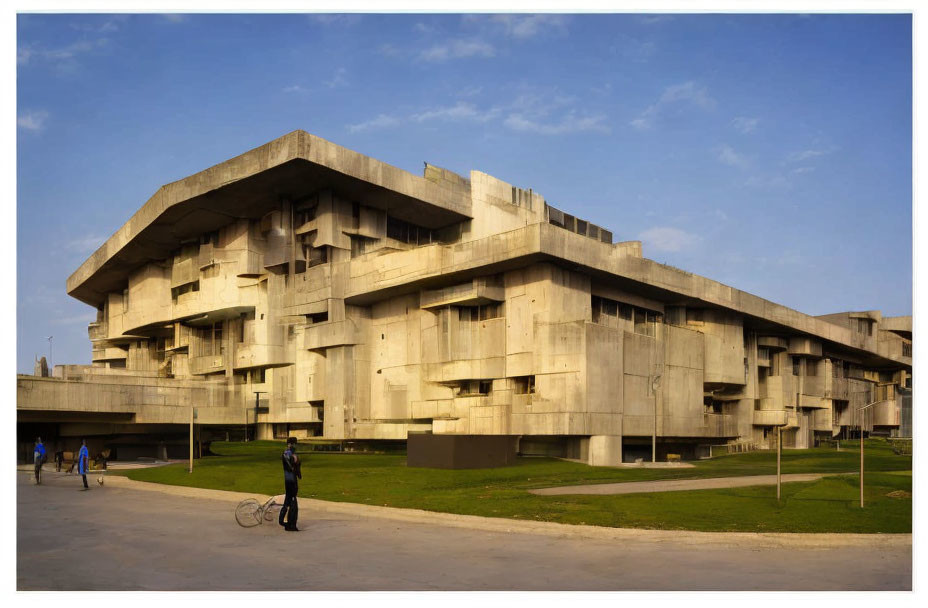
left=264, top=502, right=281, bottom=521
left=234, top=498, right=263, bottom=527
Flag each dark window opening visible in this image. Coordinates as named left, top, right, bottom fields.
left=514, top=375, right=535, bottom=395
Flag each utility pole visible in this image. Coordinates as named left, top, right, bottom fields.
left=651, top=371, right=662, bottom=463
left=855, top=399, right=881, bottom=508
left=776, top=425, right=782, bottom=502
left=189, top=405, right=194, bottom=473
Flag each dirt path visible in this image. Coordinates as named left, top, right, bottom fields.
left=529, top=472, right=853, bottom=495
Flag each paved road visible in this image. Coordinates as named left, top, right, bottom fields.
left=17, top=472, right=911, bottom=591
left=530, top=473, right=849, bottom=495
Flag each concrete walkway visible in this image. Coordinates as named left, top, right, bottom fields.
left=16, top=471, right=912, bottom=590
left=530, top=472, right=852, bottom=496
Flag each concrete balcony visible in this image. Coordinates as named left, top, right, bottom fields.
left=825, top=376, right=849, bottom=400
left=871, top=400, right=900, bottom=427
left=189, top=353, right=225, bottom=375
left=88, top=322, right=107, bottom=341
left=787, top=337, right=822, bottom=357
left=304, top=320, right=361, bottom=351
left=170, top=257, right=197, bottom=288
left=232, top=343, right=289, bottom=370
left=703, top=413, right=738, bottom=438
left=753, top=409, right=788, bottom=426
left=800, top=374, right=825, bottom=397
left=91, top=346, right=128, bottom=362
left=757, top=336, right=788, bottom=351
left=425, top=357, right=507, bottom=383
left=420, top=277, right=505, bottom=309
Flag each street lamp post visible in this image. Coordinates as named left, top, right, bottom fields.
left=189, top=405, right=194, bottom=473
left=777, top=424, right=782, bottom=502
left=855, top=399, right=882, bottom=508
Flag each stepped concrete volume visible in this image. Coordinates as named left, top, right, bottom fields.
left=16, top=130, right=912, bottom=465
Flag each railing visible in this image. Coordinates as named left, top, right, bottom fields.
left=703, top=413, right=738, bottom=438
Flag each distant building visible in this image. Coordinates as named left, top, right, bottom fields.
left=16, top=131, right=912, bottom=464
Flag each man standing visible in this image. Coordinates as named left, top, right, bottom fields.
left=279, top=437, right=301, bottom=531
left=77, top=438, right=90, bottom=490
left=33, top=437, right=46, bottom=484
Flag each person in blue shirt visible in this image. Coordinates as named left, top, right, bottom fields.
left=278, top=437, right=301, bottom=531
left=77, top=438, right=90, bottom=490
left=33, top=437, right=46, bottom=484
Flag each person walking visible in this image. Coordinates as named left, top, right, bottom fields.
left=77, top=439, right=90, bottom=490
left=279, top=437, right=301, bottom=531
left=33, top=437, right=46, bottom=484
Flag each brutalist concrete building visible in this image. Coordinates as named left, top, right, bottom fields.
left=17, top=131, right=912, bottom=465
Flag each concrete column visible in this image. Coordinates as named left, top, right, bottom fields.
left=256, top=423, right=273, bottom=440
left=588, top=435, right=622, bottom=467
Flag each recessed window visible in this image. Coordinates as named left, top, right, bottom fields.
left=513, top=375, right=535, bottom=395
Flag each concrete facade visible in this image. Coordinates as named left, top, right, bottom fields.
left=17, top=131, right=912, bottom=465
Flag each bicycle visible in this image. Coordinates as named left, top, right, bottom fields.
left=234, top=495, right=284, bottom=527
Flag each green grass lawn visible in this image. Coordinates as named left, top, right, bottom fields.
left=113, top=439, right=912, bottom=533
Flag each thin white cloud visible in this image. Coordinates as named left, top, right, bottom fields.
left=639, top=227, right=702, bottom=253
left=744, top=174, right=791, bottom=189
left=325, top=67, right=349, bottom=89
left=786, top=147, right=836, bottom=163
left=503, top=112, right=609, bottom=135
left=482, top=14, right=569, bottom=39
left=70, top=17, right=124, bottom=32
left=717, top=144, right=749, bottom=168
left=66, top=234, right=106, bottom=253
left=639, top=15, right=675, bottom=25
left=308, top=14, right=362, bottom=27
left=412, top=102, right=500, bottom=123
left=631, top=81, right=716, bottom=130
left=731, top=116, right=759, bottom=134
left=282, top=85, right=304, bottom=94
left=18, top=111, right=48, bottom=131
left=791, top=166, right=816, bottom=174
left=18, top=38, right=107, bottom=66
left=347, top=114, right=401, bottom=133
left=161, top=14, right=189, bottom=24
left=419, top=39, right=495, bottom=62
left=611, top=35, right=657, bottom=63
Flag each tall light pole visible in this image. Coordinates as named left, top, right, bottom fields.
left=651, top=373, right=662, bottom=463
left=855, top=399, right=882, bottom=508
left=189, top=405, right=194, bottom=473
left=777, top=424, right=782, bottom=502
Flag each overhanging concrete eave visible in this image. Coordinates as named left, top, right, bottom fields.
left=345, top=222, right=909, bottom=369
left=66, top=130, right=473, bottom=307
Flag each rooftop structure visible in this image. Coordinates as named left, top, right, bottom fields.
left=17, top=131, right=912, bottom=465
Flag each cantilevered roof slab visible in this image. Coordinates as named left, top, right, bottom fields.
left=67, top=130, right=472, bottom=307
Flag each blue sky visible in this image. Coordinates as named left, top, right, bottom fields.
left=15, top=12, right=912, bottom=374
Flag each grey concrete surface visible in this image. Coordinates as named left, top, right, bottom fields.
left=530, top=473, right=850, bottom=495
left=17, top=472, right=911, bottom=591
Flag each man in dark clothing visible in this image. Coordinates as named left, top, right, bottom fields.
left=34, top=437, right=46, bottom=484
left=279, top=437, right=301, bottom=531
left=77, top=438, right=90, bottom=490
